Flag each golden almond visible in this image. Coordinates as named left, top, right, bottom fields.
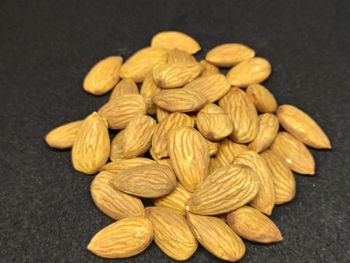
left=206, top=43, right=255, bottom=67
left=188, top=164, right=259, bottom=215
left=227, top=206, right=283, bottom=243
left=109, top=130, right=126, bottom=161
left=200, top=60, right=220, bottom=76
left=187, top=213, right=245, bottom=262
left=270, top=132, right=315, bottom=175
left=248, top=113, right=279, bottom=153
left=72, top=112, right=110, bottom=174
left=246, top=84, right=277, bottom=113
left=156, top=106, right=170, bottom=123
left=233, top=150, right=275, bottom=215
left=100, top=157, right=156, bottom=173
left=140, top=73, right=161, bottom=115
left=83, top=56, right=123, bottom=95
left=120, top=47, right=168, bottom=82
left=277, top=104, right=331, bottom=149
left=227, top=57, right=271, bottom=87
left=110, top=78, right=139, bottom=100
left=112, top=164, right=177, bottom=198
left=151, top=31, right=201, bottom=54
left=167, top=48, right=197, bottom=64
left=145, top=207, right=197, bottom=261
left=87, top=217, right=153, bottom=259
left=45, top=120, right=83, bottom=149
left=219, top=87, right=259, bottom=143
left=168, top=127, right=209, bottom=192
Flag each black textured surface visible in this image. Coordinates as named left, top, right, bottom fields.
left=1, top=0, right=350, bottom=262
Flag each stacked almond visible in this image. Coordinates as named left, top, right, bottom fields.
left=45, top=31, right=331, bottom=262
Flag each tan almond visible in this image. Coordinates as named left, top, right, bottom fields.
left=91, top=171, right=145, bottom=220
left=261, top=150, right=296, bottom=204
left=151, top=31, right=201, bottom=54
left=188, top=164, right=259, bottom=215
left=112, top=164, right=177, bottom=198
left=168, top=127, right=209, bottom=192
left=227, top=57, right=271, bottom=87
left=140, top=73, right=161, bottom=115
left=206, top=43, right=255, bottom=67
left=98, top=94, right=147, bottom=129
left=200, top=60, right=220, bottom=76
left=277, top=104, right=331, bottom=149
left=145, top=207, right=197, bottom=261
left=248, top=113, right=279, bottom=153
left=87, top=217, right=153, bottom=258
left=233, top=150, right=275, bottom=215
left=187, top=213, right=245, bottom=262
left=167, top=48, right=197, bottom=64
left=219, top=87, right=258, bottom=143
left=246, top=84, right=277, bottom=113
left=100, top=158, right=156, bottom=173
left=227, top=206, right=283, bottom=243
left=120, top=47, right=168, bottom=82
left=45, top=120, right=83, bottom=149
left=156, top=107, right=170, bottom=123
left=270, top=132, right=315, bottom=175
left=83, top=56, right=123, bottom=95
left=206, top=139, right=219, bottom=157
left=72, top=112, right=110, bottom=174
left=110, top=78, right=139, bottom=100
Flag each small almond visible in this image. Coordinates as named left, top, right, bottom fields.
left=200, top=60, right=220, bottom=76
left=45, top=120, right=83, bottom=149
left=156, top=106, right=170, bottom=123
left=206, top=138, right=219, bottom=156
left=246, top=84, right=277, bottom=113
left=109, top=130, right=126, bottom=161
left=168, top=48, right=197, bottom=64
left=149, top=147, right=172, bottom=168
left=110, top=78, right=139, bottom=100
left=140, top=73, right=161, bottom=115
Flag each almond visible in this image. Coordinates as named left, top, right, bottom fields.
left=45, top=120, right=83, bottom=149
left=140, top=73, right=161, bottom=115
left=246, top=84, right=277, bottom=113
left=200, top=60, right=220, bottom=76
left=100, top=157, right=156, bottom=173
left=109, top=130, right=126, bottom=161
left=206, top=138, right=219, bottom=156
left=168, top=48, right=197, bottom=64
left=149, top=148, right=172, bottom=168
left=156, top=106, right=170, bottom=123
left=110, top=78, right=138, bottom=100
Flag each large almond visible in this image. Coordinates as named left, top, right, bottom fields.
left=246, top=84, right=277, bottom=113
left=45, top=120, right=83, bottom=149
left=140, top=73, right=161, bottom=115
left=110, top=78, right=138, bottom=100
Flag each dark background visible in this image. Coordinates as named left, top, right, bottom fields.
left=1, top=0, right=349, bottom=262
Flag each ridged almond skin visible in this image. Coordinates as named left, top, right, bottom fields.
left=151, top=31, right=201, bottom=54
left=83, top=56, right=123, bottom=95
left=277, top=104, right=331, bottom=149
left=120, top=47, right=168, bottom=83
left=206, top=43, right=255, bottom=67
left=152, top=112, right=195, bottom=159
left=110, top=78, right=139, bottom=100
left=122, top=115, right=156, bottom=158
left=72, top=112, right=110, bottom=174
left=154, top=183, right=192, bottom=215
left=168, top=48, right=197, bottom=64
left=156, top=107, right=170, bottom=123
left=248, top=113, right=279, bottom=153
left=109, top=130, right=126, bottom=161
left=196, top=104, right=233, bottom=141
left=227, top=57, right=271, bottom=87
left=184, top=74, right=231, bottom=103
left=100, top=158, right=156, bottom=173
left=98, top=94, right=147, bottom=129
left=261, top=150, right=296, bottom=204
left=152, top=63, right=202, bottom=88
left=227, top=206, right=283, bottom=243
left=87, top=217, right=153, bottom=259
left=200, top=60, right=220, bottom=76
left=45, top=120, right=83, bottom=149
left=187, top=213, right=246, bottom=262
left=140, top=73, right=161, bottom=115
left=145, top=207, right=198, bottom=261
left=168, top=127, right=209, bottom=192
left=246, top=84, right=277, bottom=113
left=206, top=139, right=219, bottom=157
left=91, top=171, right=145, bottom=220
left=112, top=164, right=177, bottom=198
left=149, top=148, right=172, bottom=168
left=270, top=132, right=315, bottom=175
left=188, top=164, right=259, bottom=215
left=233, top=151, right=275, bottom=215
left=219, top=87, right=259, bottom=143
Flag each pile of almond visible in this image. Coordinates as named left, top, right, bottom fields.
left=45, top=31, right=331, bottom=262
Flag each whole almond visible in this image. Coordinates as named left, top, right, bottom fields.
left=227, top=57, right=271, bottom=87
left=156, top=107, right=170, bottom=123
left=200, top=60, right=220, bottom=76
left=227, top=206, right=283, bottom=243
left=87, top=217, right=153, bottom=258
left=261, top=150, right=296, bottom=204
left=151, top=31, right=201, bottom=54
left=187, top=164, right=259, bottom=215
left=219, top=87, right=258, bottom=143
left=246, top=84, right=277, bottom=113
left=270, top=132, right=315, bottom=175
left=83, top=56, right=123, bottom=95
left=140, top=73, right=161, bottom=115
left=100, top=157, right=156, bottom=173
left=120, top=47, right=168, bottom=82
left=112, top=164, right=177, bottom=198
left=233, top=150, right=275, bottom=215
left=168, top=127, right=209, bottom=192
left=168, top=48, right=198, bottom=64
left=277, top=104, right=331, bottom=149
left=91, top=171, right=145, bottom=220
left=110, top=78, right=139, bottom=100
left=45, top=120, right=83, bottom=149
left=146, top=207, right=198, bottom=261
left=72, top=112, right=110, bottom=174
left=248, top=113, right=279, bottom=153
left=98, top=94, right=147, bottom=129
left=206, top=43, right=255, bottom=67
left=187, top=213, right=245, bottom=262
left=109, top=130, right=126, bottom=161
